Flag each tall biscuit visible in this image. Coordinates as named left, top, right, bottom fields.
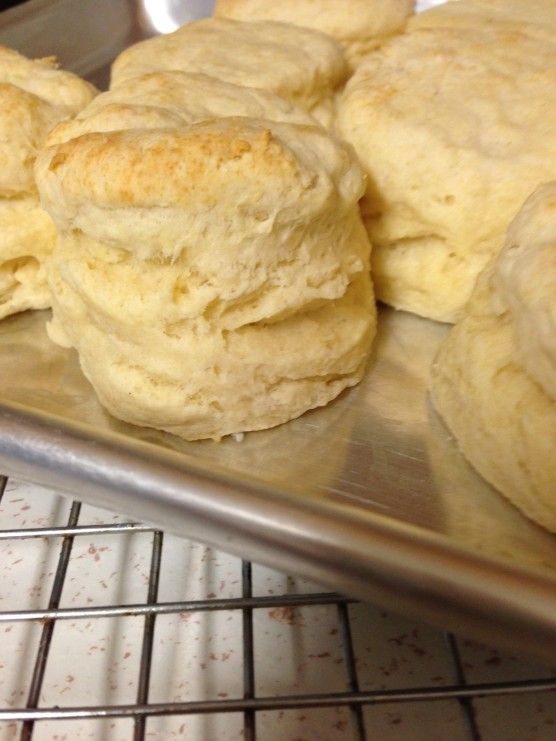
left=36, top=82, right=375, bottom=440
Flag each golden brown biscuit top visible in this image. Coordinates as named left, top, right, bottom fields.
left=36, top=116, right=365, bottom=260
left=40, top=116, right=362, bottom=210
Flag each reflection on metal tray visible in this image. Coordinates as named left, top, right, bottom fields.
left=1, top=0, right=556, bottom=663
left=0, top=0, right=214, bottom=88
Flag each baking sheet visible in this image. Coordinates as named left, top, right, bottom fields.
left=1, top=0, right=556, bottom=662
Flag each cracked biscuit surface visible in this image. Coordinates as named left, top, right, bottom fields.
left=430, top=183, right=556, bottom=532
left=0, top=46, right=96, bottom=320
left=110, top=17, right=347, bottom=127
left=36, top=74, right=375, bottom=441
left=337, top=11, right=556, bottom=322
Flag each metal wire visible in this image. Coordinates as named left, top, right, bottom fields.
left=0, top=592, right=353, bottom=622
left=337, top=603, right=365, bottom=740
left=0, top=522, right=152, bottom=539
left=241, top=560, right=256, bottom=741
left=4, top=680, right=556, bottom=721
left=1, top=473, right=556, bottom=741
left=134, top=530, right=163, bottom=741
left=445, top=632, right=481, bottom=741
left=21, top=500, right=82, bottom=741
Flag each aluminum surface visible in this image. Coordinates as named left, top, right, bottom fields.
left=0, top=0, right=556, bottom=661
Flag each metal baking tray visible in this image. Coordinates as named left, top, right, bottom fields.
left=2, top=0, right=556, bottom=663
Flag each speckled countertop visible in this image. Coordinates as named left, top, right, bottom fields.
left=1, top=477, right=555, bottom=740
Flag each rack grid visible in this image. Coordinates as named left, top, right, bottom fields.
left=1, top=472, right=556, bottom=740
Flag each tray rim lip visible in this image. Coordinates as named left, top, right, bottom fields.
left=1, top=395, right=553, bottom=575
left=0, top=395, right=553, bottom=586
left=3, top=396, right=556, bottom=664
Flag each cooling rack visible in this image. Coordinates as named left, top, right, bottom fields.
left=1, top=473, right=556, bottom=740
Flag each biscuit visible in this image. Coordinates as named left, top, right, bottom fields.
left=36, top=105, right=375, bottom=440
left=430, top=183, right=556, bottom=532
left=213, top=0, right=415, bottom=68
left=0, top=46, right=96, bottom=320
left=110, top=18, right=347, bottom=126
left=336, top=22, right=556, bottom=322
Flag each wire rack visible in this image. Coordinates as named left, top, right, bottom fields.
left=1, top=473, right=556, bottom=740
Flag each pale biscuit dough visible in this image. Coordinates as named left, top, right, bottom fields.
left=430, top=183, right=556, bottom=533
left=0, top=46, right=96, bottom=320
left=336, top=22, right=556, bottom=322
left=213, top=0, right=415, bottom=68
left=110, top=18, right=347, bottom=126
left=36, top=100, right=375, bottom=440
